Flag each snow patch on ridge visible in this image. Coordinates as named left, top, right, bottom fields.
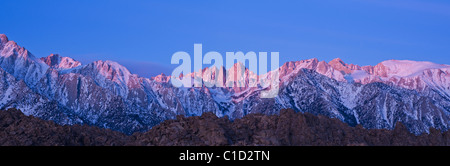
left=381, top=60, right=449, bottom=77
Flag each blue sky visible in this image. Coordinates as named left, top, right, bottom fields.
left=1, top=0, right=450, bottom=77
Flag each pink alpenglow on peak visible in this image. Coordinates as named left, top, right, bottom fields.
left=40, top=54, right=82, bottom=69
left=285, top=58, right=450, bottom=95
left=152, top=73, right=170, bottom=83
left=0, top=34, right=8, bottom=47
left=92, top=60, right=134, bottom=85
left=328, top=58, right=361, bottom=74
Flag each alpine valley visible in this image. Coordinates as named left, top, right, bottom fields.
left=0, top=34, right=449, bottom=135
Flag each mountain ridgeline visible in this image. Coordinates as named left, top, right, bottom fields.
left=0, top=34, right=449, bottom=135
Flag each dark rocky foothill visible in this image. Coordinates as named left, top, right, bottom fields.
left=0, top=109, right=131, bottom=146
left=0, top=108, right=448, bottom=146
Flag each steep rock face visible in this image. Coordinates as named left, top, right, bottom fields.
left=278, top=58, right=347, bottom=82
left=0, top=34, right=8, bottom=49
left=332, top=59, right=450, bottom=98
left=40, top=54, right=81, bottom=69
left=0, top=37, right=48, bottom=88
left=72, top=60, right=138, bottom=97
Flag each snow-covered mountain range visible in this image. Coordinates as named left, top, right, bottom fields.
left=0, top=34, right=448, bottom=134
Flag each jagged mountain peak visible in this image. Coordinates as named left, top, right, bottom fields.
left=151, top=73, right=170, bottom=83
left=232, top=61, right=245, bottom=67
left=297, top=58, right=319, bottom=67
left=328, top=58, right=361, bottom=74
left=228, top=61, right=252, bottom=74
left=0, top=34, right=8, bottom=46
left=87, top=60, right=134, bottom=86
left=329, top=58, right=348, bottom=68
left=201, top=65, right=226, bottom=73
left=279, top=58, right=347, bottom=82
left=41, top=54, right=81, bottom=69
left=0, top=40, right=28, bottom=58
left=91, top=60, right=131, bottom=73
left=329, top=58, right=345, bottom=65
left=0, top=34, right=26, bottom=54
left=308, top=57, right=319, bottom=62
left=0, top=35, right=48, bottom=88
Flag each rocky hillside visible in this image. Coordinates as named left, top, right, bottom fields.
left=0, top=109, right=130, bottom=146
left=1, top=108, right=448, bottom=146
